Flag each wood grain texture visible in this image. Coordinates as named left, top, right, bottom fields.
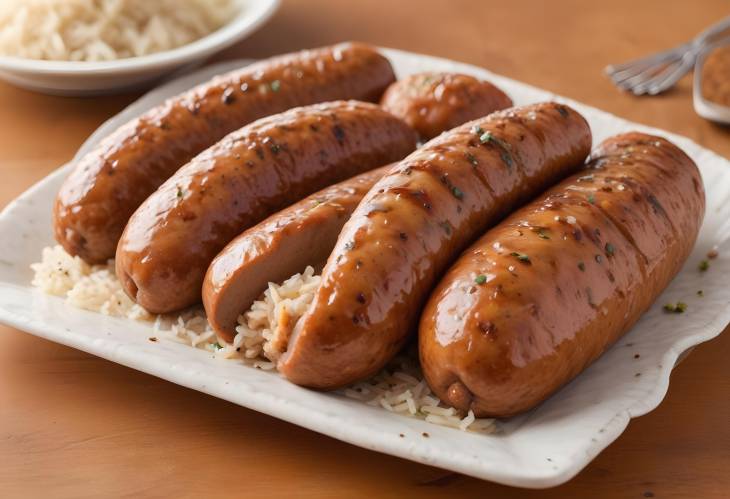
left=0, top=0, right=729, bottom=497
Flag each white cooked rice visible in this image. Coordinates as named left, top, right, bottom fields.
left=0, top=0, right=237, bottom=61
left=31, top=245, right=497, bottom=434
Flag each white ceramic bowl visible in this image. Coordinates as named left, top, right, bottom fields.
left=0, top=0, right=279, bottom=96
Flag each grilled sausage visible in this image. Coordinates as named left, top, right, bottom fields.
left=203, top=165, right=390, bottom=343
left=202, top=78, right=509, bottom=345
left=419, top=133, right=705, bottom=418
left=278, top=102, right=592, bottom=389
left=54, top=42, right=396, bottom=264
left=116, top=101, right=417, bottom=314
left=380, top=72, right=512, bottom=141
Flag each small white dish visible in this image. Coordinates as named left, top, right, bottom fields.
left=693, top=40, right=730, bottom=124
left=1, top=49, right=729, bottom=488
left=0, top=0, right=279, bottom=96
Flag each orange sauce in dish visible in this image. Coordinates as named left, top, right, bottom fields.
left=701, top=44, right=730, bottom=107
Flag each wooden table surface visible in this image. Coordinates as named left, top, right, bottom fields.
left=1, top=1, right=729, bottom=497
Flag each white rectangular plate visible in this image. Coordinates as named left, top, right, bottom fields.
left=1, top=48, right=729, bottom=489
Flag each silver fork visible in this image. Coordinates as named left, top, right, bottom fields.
left=605, top=16, right=730, bottom=95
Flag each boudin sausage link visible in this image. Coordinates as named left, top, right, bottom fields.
left=203, top=165, right=391, bottom=344
left=116, top=101, right=417, bottom=314
left=54, top=42, right=397, bottom=264
left=419, top=132, right=705, bottom=418
left=380, top=72, right=512, bottom=141
left=278, top=102, right=592, bottom=389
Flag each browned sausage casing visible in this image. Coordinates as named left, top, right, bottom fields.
left=419, top=133, right=705, bottom=418
left=116, top=101, right=417, bottom=314
left=203, top=165, right=391, bottom=343
left=203, top=75, right=510, bottom=345
left=54, top=42, right=396, bottom=264
left=380, top=72, right=512, bottom=141
left=278, top=102, right=592, bottom=389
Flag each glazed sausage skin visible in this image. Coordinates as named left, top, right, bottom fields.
left=419, top=133, right=705, bottom=418
left=54, top=42, right=396, bottom=264
left=204, top=79, right=511, bottom=345
left=116, top=101, right=416, bottom=314
left=203, top=165, right=390, bottom=343
left=380, top=72, right=512, bottom=141
left=278, top=102, right=592, bottom=389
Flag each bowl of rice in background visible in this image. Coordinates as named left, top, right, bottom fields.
left=0, top=0, right=280, bottom=95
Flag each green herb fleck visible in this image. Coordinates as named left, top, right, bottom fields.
left=344, top=241, right=355, bottom=251
left=587, top=194, right=595, bottom=204
left=697, top=290, right=704, bottom=297
left=663, top=302, right=687, bottom=314
left=699, top=259, right=709, bottom=272
left=511, top=252, right=530, bottom=263
left=605, top=242, right=615, bottom=256
left=176, top=187, right=184, bottom=199
left=270, top=80, right=281, bottom=92
left=578, top=261, right=586, bottom=271
left=465, top=152, right=478, bottom=166
left=439, top=221, right=452, bottom=235
left=471, top=125, right=484, bottom=136
left=475, top=274, right=487, bottom=285
left=212, top=342, right=223, bottom=350
left=270, top=143, right=281, bottom=154
left=536, top=228, right=550, bottom=240
left=419, top=74, right=438, bottom=86
left=500, top=151, right=514, bottom=167
left=451, top=186, right=464, bottom=200
left=478, top=131, right=514, bottom=168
